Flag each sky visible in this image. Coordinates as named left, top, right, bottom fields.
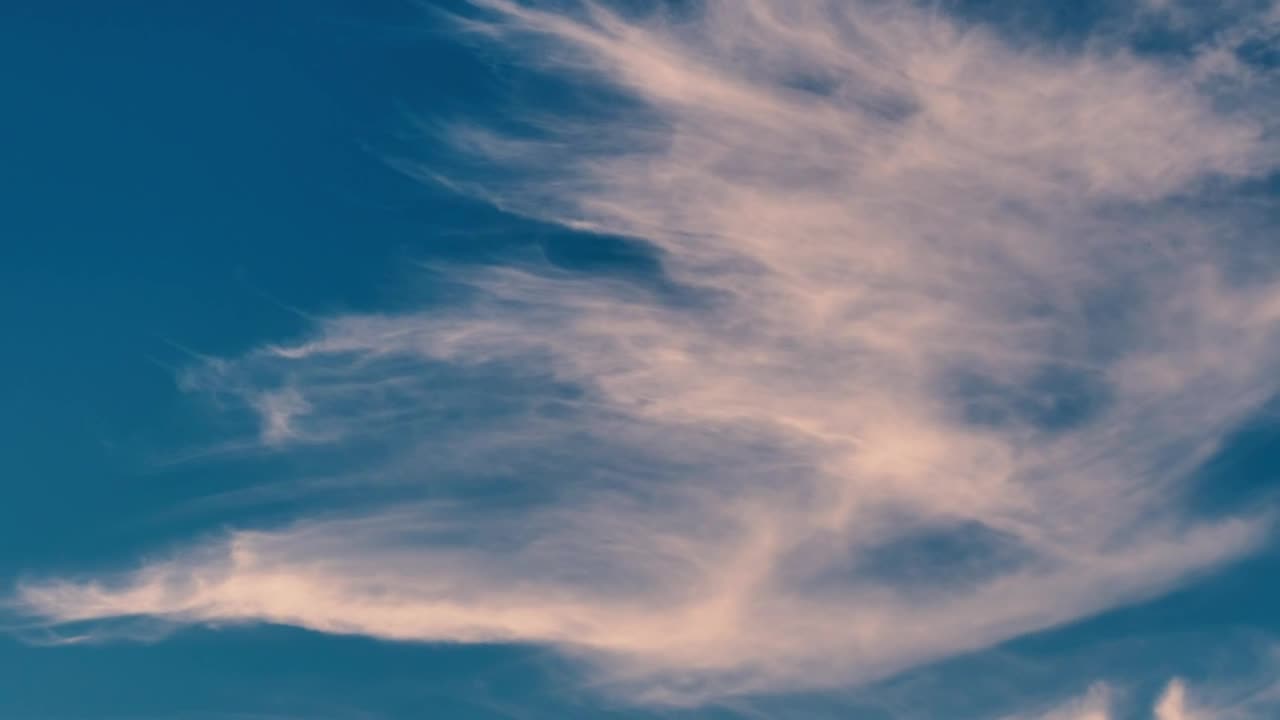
left=3, top=1, right=1280, bottom=718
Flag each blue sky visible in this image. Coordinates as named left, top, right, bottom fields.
left=3, top=2, right=1280, bottom=719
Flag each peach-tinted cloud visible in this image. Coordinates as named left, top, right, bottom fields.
left=15, top=0, right=1280, bottom=706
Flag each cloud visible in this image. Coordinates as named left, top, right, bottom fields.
left=1012, top=658, right=1280, bottom=720
left=1015, top=683, right=1112, bottom=720
left=1155, top=679, right=1199, bottom=720
left=250, top=388, right=312, bottom=445
left=1151, top=667, right=1280, bottom=720
left=14, top=0, right=1280, bottom=706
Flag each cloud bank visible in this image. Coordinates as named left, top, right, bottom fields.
left=15, top=0, right=1280, bottom=706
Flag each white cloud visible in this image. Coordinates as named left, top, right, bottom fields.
left=1155, top=679, right=1199, bottom=720
left=15, top=0, right=1280, bottom=706
left=1014, top=666, right=1280, bottom=720
left=1151, top=669, right=1280, bottom=720
left=1015, top=683, right=1112, bottom=720
left=250, top=388, right=312, bottom=445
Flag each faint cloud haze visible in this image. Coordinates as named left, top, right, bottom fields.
left=15, top=0, right=1280, bottom=708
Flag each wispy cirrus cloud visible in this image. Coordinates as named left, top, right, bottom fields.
left=1015, top=669, right=1280, bottom=720
left=1013, top=683, right=1111, bottom=720
left=14, top=0, right=1280, bottom=706
left=1151, top=658, right=1280, bottom=720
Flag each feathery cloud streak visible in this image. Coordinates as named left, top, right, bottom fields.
left=1016, top=670, right=1280, bottom=720
left=16, top=0, right=1280, bottom=705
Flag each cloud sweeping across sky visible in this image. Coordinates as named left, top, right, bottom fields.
left=13, top=0, right=1280, bottom=709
